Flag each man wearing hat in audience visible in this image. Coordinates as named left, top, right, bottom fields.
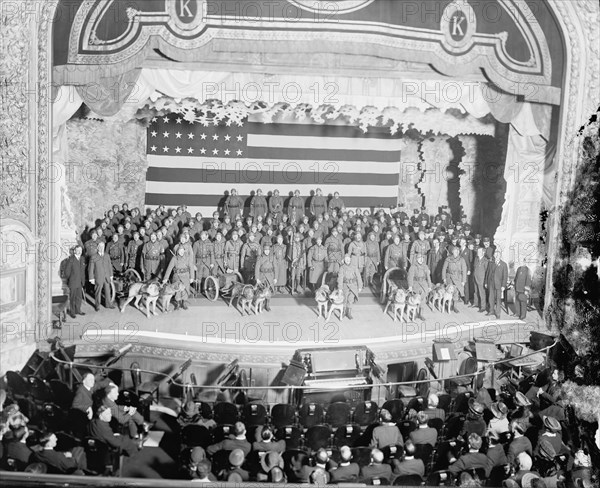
left=360, top=448, right=392, bottom=482
left=507, top=419, right=533, bottom=467
left=207, top=422, right=251, bottom=457
left=371, top=409, right=403, bottom=448
left=441, top=245, right=467, bottom=313
left=218, top=448, right=249, bottom=481
left=338, top=253, right=363, bottom=320
left=448, top=433, right=488, bottom=475
left=487, top=401, right=510, bottom=438
left=330, top=445, right=360, bottom=483
left=485, top=431, right=508, bottom=477
left=536, top=416, right=568, bottom=457
left=485, top=248, right=509, bottom=319
left=256, top=451, right=284, bottom=482
left=460, top=399, right=486, bottom=438
left=510, top=391, right=533, bottom=425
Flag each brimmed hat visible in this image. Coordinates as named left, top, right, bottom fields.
left=538, top=439, right=557, bottom=460
left=543, top=415, right=561, bottom=432
left=521, top=473, right=541, bottom=488
left=229, top=449, right=245, bottom=467
left=468, top=398, right=484, bottom=416
left=515, top=391, right=531, bottom=407
left=490, top=402, right=508, bottom=419
left=260, top=451, right=283, bottom=473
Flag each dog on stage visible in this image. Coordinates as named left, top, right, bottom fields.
left=441, top=284, right=456, bottom=314
left=326, top=289, right=345, bottom=321
left=235, top=285, right=256, bottom=316
left=120, top=279, right=185, bottom=318
left=405, top=291, right=422, bottom=321
left=253, top=282, right=272, bottom=314
left=427, top=284, right=446, bottom=312
left=384, top=284, right=407, bottom=322
left=315, top=285, right=330, bottom=318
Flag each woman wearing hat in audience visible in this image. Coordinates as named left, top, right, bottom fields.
left=460, top=399, right=486, bottom=438
left=487, top=401, right=510, bottom=438
left=536, top=416, right=569, bottom=457
left=219, top=448, right=249, bottom=481
left=256, top=451, right=285, bottom=481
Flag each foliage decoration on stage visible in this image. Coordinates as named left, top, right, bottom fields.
left=132, top=97, right=495, bottom=137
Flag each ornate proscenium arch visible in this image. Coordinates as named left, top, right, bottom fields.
left=53, top=0, right=563, bottom=104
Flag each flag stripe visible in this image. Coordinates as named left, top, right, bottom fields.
left=145, top=193, right=397, bottom=209
left=247, top=133, right=406, bottom=151
left=146, top=167, right=398, bottom=186
left=248, top=122, right=401, bottom=139
left=146, top=156, right=399, bottom=174
left=246, top=146, right=400, bottom=162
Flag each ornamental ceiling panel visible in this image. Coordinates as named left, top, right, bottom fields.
left=53, top=0, right=564, bottom=104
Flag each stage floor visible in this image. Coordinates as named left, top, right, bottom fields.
left=55, top=289, right=547, bottom=366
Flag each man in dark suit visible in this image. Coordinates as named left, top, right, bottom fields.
left=391, top=440, right=424, bottom=479
left=513, top=259, right=532, bottom=319
left=360, top=449, right=392, bottom=482
left=88, top=406, right=139, bottom=457
left=88, top=241, right=115, bottom=311
left=448, top=433, right=488, bottom=475
left=32, top=432, right=87, bottom=474
left=330, top=445, right=360, bottom=483
left=485, top=249, right=508, bottom=319
left=472, top=247, right=488, bottom=312
left=206, top=422, right=251, bottom=457
left=64, top=245, right=86, bottom=318
left=459, top=237, right=473, bottom=305
left=102, top=384, right=149, bottom=439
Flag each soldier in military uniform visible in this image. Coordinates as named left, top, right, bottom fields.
left=288, top=190, right=305, bottom=225
left=407, top=253, right=432, bottom=319
left=410, top=230, right=431, bottom=263
left=459, top=237, right=473, bottom=305
left=173, top=233, right=194, bottom=272
left=441, top=245, right=467, bottom=312
left=287, top=233, right=305, bottom=293
left=224, top=230, right=243, bottom=273
left=255, top=243, right=279, bottom=311
left=84, top=230, right=100, bottom=264
left=482, top=237, right=495, bottom=260
left=193, top=231, right=214, bottom=288
left=126, top=231, right=143, bottom=272
left=250, top=189, right=268, bottom=220
left=106, top=233, right=125, bottom=273
left=338, top=254, right=363, bottom=320
left=163, top=247, right=194, bottom=310
left=347, top=232, right=366, bottom=279
left=142, top=232, right=161, bottom=281
left=272, top=234, right=287, bottom=293
left=399, top=232, right=412, bottom=270
left=212, top=232, right=226, bottom=276
left=307, top=235, right=327, bottom=291
left=268, top=189, right=284, bottom=224
left=427, top=237, right=446, bottom=284
left=225, top=188, right=244, bottom=222
left=328, top=191, right=345, bottom=213
left=310, top=188, right=328, bottom=218
left=325, top=227, right=344, bottom=273
left=241, top=233, right=262, bottom=282
left=364, top=231, right=381, bottom=287
left=384, top=234, right=404, bottom=270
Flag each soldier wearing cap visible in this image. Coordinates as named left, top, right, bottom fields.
left=163, top=246, right=194, bottom=310
left=241, top=233, right=262, bottom=282
left=407, top=253, right=432, bottom=319
left=261, top=227, right=275, bottom=247
left=207, top=219, right=220, bottom=241
left=400, top=215, right=412, bottom=236
left=307, top=235, right=327, bottom=291
left=255, top=243, right=278, bottom=310
left=338, top=254, right=363, bottom=320
left=287, top=233, right=306, bottom=293
left=268, top=189, right=284, bottom=224
left=173, top=233, right=194, bottom=271
left=84, top=229, right=100, bottom=264
left=384, top=234, right=404, bottom=271
left=399, top=232, right=412, bottom=270
left=272, top=235, right=287, bottom=293
left=347, top=232, right=366, bottom=278
left=225, top=231, right=243, bottom=273
left=225, top=189, right=244, bottom=222
left=288, top=189, right=305, bottom=225
left=193, top=231, right=214, bottom=287
left=212, top=232, right=226, bottom=276
left=441, top=245, right=467, bottom=312
left=106, top=233, right=125, bottom=273
left=142, top=232, right=162, bottom=280
left=328, top=191, right=345, bottom=213
left=325, top=227, right=344, bottom=273
left=126, top=231, right=143, bottom=271
left=250, top=189, right=268, bottom=220
left=473, top=234, right=482, bottom=247
left=310, top=188, right=328, bottom=218
left=482, top=237, right=494, bottom=260
left=364, top=232, right=381, bottom=287
left=410, top=230, right=431, bottom=263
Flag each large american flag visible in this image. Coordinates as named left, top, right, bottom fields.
left=145, top=114, right=402, bottom=216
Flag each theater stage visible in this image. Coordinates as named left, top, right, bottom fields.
left=56, top=289, right=545, bottom=369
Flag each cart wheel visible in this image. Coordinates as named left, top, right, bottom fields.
left=204, top=275, right=219, bottom=301
left=124, top=268, right=142, bottom=283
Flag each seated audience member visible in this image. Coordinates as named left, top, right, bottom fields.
left=487, top=401, right=510, bottom=437
left=410, top=411, right=438, bottom=446
left=257, top=451, right=284, bottom=482
left=371, top=409, right=403, bottom=448
left=486, top=432, right=508, bottom=476
left=191, top=459, right=213, bottom=483
left=311, top=467, right=329, bottom=485
left=448, top=433, right=488, bottom=475
left=252, top=426, right=286, bottom=453
left=5, top=426, right=33, bottom=470
left=391, top=440, right=424, bottom=479
left=299, top=449, right=334, bottom=483
left=206, top=421, right=251, bottom=457
left=507, top=419, right=533, bottom=467
left=535, top=439, right=562, bottom=487
left=102, top=384, right=149, bottom=439
left=535, top=416, right=568, bottom=456
left=71, top=371, right=110, bottom=420
left=218, top=449, right=249, bottom=481
left=513, top=452, right=539, bottom=484
left=177, top=400, right=217, bottom=430
left=2, top=403, right=29, bottom=432
left=268, top=466, right=287, bottom=483
left=460, top=399, right=486, bottom=438
left=360, top=448, right=392, bottom=482
left=32, top=432, right=87, bottom=474
left=88, top=406, right=139, bottom=457
left=423, top=393, right=446, bottom=421
left=182, top=447, right=217, bottom=481
left=330, top=445, right=360, bottom=483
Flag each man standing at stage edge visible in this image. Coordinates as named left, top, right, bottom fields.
left=513, top=257, right=532, bottom=320
left=163, top=247, right=194, bottom=310
left=255, top=243, right=278, bottom=311
left=485, top=249, right=508, bottom=320
left=338, top=254, right=363, bottom=320
left=407, top=253, right=432, bottom=320
left=441, top=245, right=466, bottom=313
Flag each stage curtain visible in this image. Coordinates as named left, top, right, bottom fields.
left=52, top=85, right=83, bottom=132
